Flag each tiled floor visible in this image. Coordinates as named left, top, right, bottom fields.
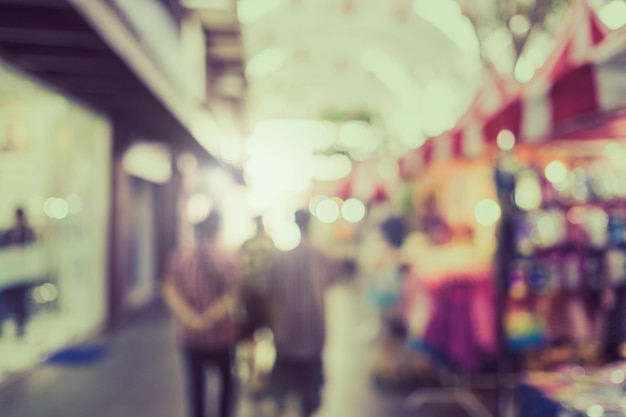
left=0, top=283, right=418, bottom=417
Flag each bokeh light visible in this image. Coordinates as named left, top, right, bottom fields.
left=544, top=161, right=568, bottom=184
left=186, top=193, right=213, bottom=224
left=44, top=197, right=69, bottom=220
left=271, top=221, right=301, bottom=251
left=515, top=174, right=542, bottom=211
left=309, top=195, right=328, bottom=217
left=497, top=130, right=516, bottom=151
left=341, top=198, right=366, bottom=223
left=474, top=198, right=501, bottom=227
left=315, top=198, right=340, bottom=223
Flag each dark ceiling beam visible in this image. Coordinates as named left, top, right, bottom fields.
left=203, top=27, right=239, bottom=39
left=34, top=71, right=142, bottom=92
left=0, top=4, right=94, bottom=32
left=0, top=0, right=69, bottom=8
left=10, top=54, right=126, bottom=74
left=0, top=28, right=104, bottom=48
left=0, top=43, right=116, bottom=60
left=208, top=59, right=243, bottom=75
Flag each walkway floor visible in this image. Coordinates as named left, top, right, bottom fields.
left=0, top=283, right=425, bottom=417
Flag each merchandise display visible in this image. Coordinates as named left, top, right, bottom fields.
left=521, top=361, right=626, bottom=417
left=389, top=3, right=626, bottom=414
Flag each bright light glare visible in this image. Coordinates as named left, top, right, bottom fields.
left=474, top=199, right=501, bottom=227
left=544, top=161, right=568, bottom=184
left=271, top=221, right=301, bottom=251
left=245, top=119, right=341, bottom=209
left=246, top=48, right=285, bottom=79
left=237, top=0, right=280, bottom=25
left=186, top=193, right=213, bottom=224
left=44, top=197, right=69, bottom=220
left=315, top=199, right=340, bottom=223
left=341, top=198, right=366, bottom=223
left=515, top=174, right=542, bottom=211
left=497, top=130, right=516, bottom=151
left=599, top=0, right=626, bottom=30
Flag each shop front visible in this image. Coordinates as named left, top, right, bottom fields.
left=0, top=60, right=111, bottom=380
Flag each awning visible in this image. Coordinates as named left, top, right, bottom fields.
left=401, top=2, right=618, bottom=177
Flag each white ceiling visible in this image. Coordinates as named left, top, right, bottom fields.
left=237, top=0, right=484, bottom=145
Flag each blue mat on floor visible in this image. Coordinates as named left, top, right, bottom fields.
left=46, top=345, right=108, bottom=365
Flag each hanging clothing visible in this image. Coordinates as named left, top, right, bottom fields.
left=421, top=278, right=498, bottom=372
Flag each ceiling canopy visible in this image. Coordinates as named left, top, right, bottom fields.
left=237, top=0, right=484, bottom=147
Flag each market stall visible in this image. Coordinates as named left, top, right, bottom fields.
left=397, top=2, right=626, bottom=416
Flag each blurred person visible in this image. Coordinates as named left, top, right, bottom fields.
left=239, top=216, right=273, bottom=394
left=0, top=207, right=36, bottom=338
left=1, top=207, right=35, bottom=246
left=266, top=209, right=339, bottom=417
left=163, top=210, right=241, bottom=417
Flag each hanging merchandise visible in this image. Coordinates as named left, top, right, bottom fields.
left=393, top=3, right=626, bottom=415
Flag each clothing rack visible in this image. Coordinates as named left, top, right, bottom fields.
left=402, top=162, right=519, bottom=417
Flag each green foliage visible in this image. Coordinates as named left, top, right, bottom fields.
left=320, top=109, right=374, bottom=124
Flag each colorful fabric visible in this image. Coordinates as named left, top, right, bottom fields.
left=421, top=279, right=497, bottom=372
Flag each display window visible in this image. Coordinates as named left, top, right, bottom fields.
left=0, top=60, right=111, bottom=381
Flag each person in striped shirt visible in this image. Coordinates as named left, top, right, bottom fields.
left=265, top=209, right=339, bottom=417
left=163, top=210, right=241, bottom=417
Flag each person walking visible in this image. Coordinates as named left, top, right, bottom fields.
left=163, top=210, right=241, bottom=417
left=0, top=207, right=37, bottom=337
left=1, top=207, right=35, bottom=247
left=266, top=209, right=339, bottom=417
left=239, top=216, right=273, bottom=394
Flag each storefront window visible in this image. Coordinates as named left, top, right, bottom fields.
left=0, top=60, right=111, bottom=381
